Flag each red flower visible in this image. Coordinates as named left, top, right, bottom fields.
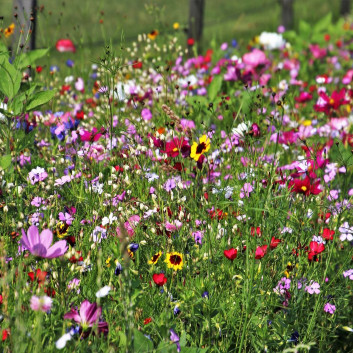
left=187, top=38, right=195, bottom=46
left=132, top=61, right=142, bottom=69
left=270, top=236, right=281, bottom=250
left=2, top=329, right=9, bottom=341
left=152, top=273, right=167, bottom=286
left=144, top=317, right=152, bottom=325
left=322, top=228, right=334, bottom=241
left=56, top=39, right=76, bottom=53
left=36, top=66, right=43, bottom=73
left=0, top=294, right=3, bottom=305
left=224, top=248, right=238, bottom=261
left=76, top=110, right=84, bottom=120
left=295, top=91, right=313, bottom=103
left=288, top=176, right=322, bottom=196
left=163, top=138, right=189, bottom=158
left=251, top=226, right=261, bottom=237
left=28, top=268, right=47, bottom=286
left=314, top=88, right=349, bottom=115
left=255, top=245, right=268, bottom=259
left=308, top=241, right=325, bottom=261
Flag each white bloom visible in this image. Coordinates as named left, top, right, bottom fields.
left=232, top=121, right=251, bottom=137
left=259, top=32, right=286, bottom=50
left=0, top=103, right=8, bottom=121
left=339, top=222, right=353, bottom=241
left=96, top=285, right=111, bottom=298
left=56, top=333, right=73, bottom=349
left=102, top=212, right=117, bottom=226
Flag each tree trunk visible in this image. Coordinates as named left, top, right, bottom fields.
left=280, top=0, right=294, bottom=30
left=188, top=0, right=205, bottom=54
left=12, top=0, right=37, bottom=54
left=341, top=0, right=351, bottom=16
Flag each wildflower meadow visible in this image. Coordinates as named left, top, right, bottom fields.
left=1, top=5, right=353, bottom=353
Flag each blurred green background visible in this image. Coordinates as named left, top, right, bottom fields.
left=1, top=0, right=341, bottom=67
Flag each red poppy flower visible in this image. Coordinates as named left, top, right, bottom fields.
left=56, top=39, right=76, bottom=53
left=322, top=228, right=334, bottom=241
left=224, top=248, right=238, bottom=261
left=255, top=245, right=268, bottom=259
left=28, top=268, right=47, bottom=286
left=308, top=241, right=325, bottom=261
left=270, top=236, right=281, bottom=250
left=152, top=273, right=167, bottom=286
left=132, top=61, right=142, bottom=69
left=36, top=66, right=43, bottom=73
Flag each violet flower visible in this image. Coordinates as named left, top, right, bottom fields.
left=64, top=300, right=108, bottom=334
left=170, top=329, right=181, bottom=352
left=21, top=225, right=67, bottom=258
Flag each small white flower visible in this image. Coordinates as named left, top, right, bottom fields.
left=102, top=212, right=117, bottom=226
left=232, top=121, right=251, bottom=137
left=56, top=333, right=73, bottom=349
left=96, top=285, right=111, bottom=298
left=259, top=32, right=286, bottom=50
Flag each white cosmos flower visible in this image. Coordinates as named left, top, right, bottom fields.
left=96, top=285, right=111, bottom=298
left=259, top=32, right=286, bottom=50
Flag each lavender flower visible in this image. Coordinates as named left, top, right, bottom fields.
left=170, top=329, right=181, bottom=352
left=305, top=281, right=320, bottom=294
left=324, top=303, right=336, bottom=314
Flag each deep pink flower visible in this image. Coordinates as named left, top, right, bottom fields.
left=56, top=39, right=76, bottom=53
left=255, top=245, right=268, bottom=259
left=314, top=88, right=349, bottom=115
left=21, top=226, right=67, bottom=259
left=242, top=49, right=267, bottom=67
left=64, top=300, right=108, bottom=333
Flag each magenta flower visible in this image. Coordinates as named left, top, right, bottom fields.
left=64, top=300, right=108, bottom=333
left=324, top=303, right=336, bottom=315
left=59, top=212, right=74, bottom=225
left=21, top=225, right=68, bottom=258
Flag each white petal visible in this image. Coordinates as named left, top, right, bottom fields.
left=96, top=285, right=111, bottom=298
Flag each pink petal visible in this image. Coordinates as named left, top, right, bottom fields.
left=27, top=225, right=40, bottom=248
left=45, top=240, right=68, bottom=258
left=64, top=309, right=81, bottom=323
left=40, top=229, right=53, bottom=250
left=20, top=228, right=30, bottom=249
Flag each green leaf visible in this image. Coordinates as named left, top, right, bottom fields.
left=0, top=155, right=12, bottom=170
left=13, top=49, right=49, bottom=70
left=180, top=347, right=208, bottom=352
left=314, top=13, right=332, bottom=33
left=0, top=56, right=21, bottom=99
left=208, top=75, right=223, bottom=102
left=156, top=342, right=177, bottom=352
left=298, top=20, right=311, bottom=40
left=334, top=140, right=353, bottom=167
left=26, top=90, right=55, bottom=111
left=133, top=329, right=154, bottom=352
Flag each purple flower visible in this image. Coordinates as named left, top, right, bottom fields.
left=324, top=303, right=336, bottom=314
left=192, top=231, right=204, bottom=245
left=21, top=225, right=68, bottom=258
left=305, top=281, right=320, bottom=294
left=240, top=183, right=254, bottom=198
left=64, top=300, right=108, bottom=334
left=343, top=269, right=353, bottom=280
left=170, top=329, right=181, bottom=352
left=164, top=178, right=176, bottom=192
left=59, top=212, right=74, bottom=225
left=141, top=108, right=152, bottom=121
left=31, top=197, right=43, bottom=207
left=28, top=167, right=48, bottom=185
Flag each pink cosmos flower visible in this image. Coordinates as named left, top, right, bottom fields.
left=141, top=108, right=152, bottom=121
left=240, top=183, right=254, bottom=198
left=21, top=225, right=68, bottom=258
left=56, top=39, right=76, bottom=53
left=242, top=49, right=267, bottom=67
left=59, top=212, right=74, bottom=225
left=30, top=295, right=52, bottom=312
left=116, top=215, right=140, bottom=237
left=64, top=300, right=108, bottom=333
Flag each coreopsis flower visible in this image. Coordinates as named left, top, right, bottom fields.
left=4, top=23, right=15, bottom=37
left=21, top=225, right=68, bottom=259
left=30, top=295, right=52, bottom=312
left=223, top=248, right=238, bottom=261
left=190, top=135, right=211, bottom=162
left=148, top=251, right=162, bottom=265
left=64, top=300, right=108, bottom=333
left=152, top=273, right=167, bottom=286
left=165, top=252, right=184, bottom=271
left=148, top=30, right=159, bottom=40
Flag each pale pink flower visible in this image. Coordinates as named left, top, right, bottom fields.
left=30, top=295, right=52, bottom=312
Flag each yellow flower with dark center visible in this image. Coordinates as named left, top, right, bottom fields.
left=148, top=30, right=159, bottom=40
left=4, top=23, right=15, bottom=38
left=148, top=251, right=162, bottom=265
left=54, top=221, right=69, bottom=238
left=190, top=135, right=211, bottom=161
left=165, top=251, right=183, bottom=271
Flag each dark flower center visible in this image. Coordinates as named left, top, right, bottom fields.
left=196, top=142, right=206, bottom=154
left=169, top=255, right=182, bottom=265
left=151, top=253, right=160, bottom=263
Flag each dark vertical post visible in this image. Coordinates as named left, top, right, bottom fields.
left=188, top=0, right=205, bottom=54
left=341, top=0, right=351, bottom=16
left=280, top=0, right=294, bottom=30
left=12, top=0, right=37, bottom=54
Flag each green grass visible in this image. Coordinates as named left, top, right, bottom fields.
left=1, top=0, right=341, bottom=68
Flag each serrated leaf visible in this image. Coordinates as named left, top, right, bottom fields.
left=133, top=329, right=154, bottom=352
left=0, top=155, right=12, bottom=170
left=13, top=49, right=49, bottom=70
left=0, top=57, right=21, bottom=99
left=335, top=141, right=353, bottom=167
left=26, top=90, right=55, bottom=111
left=208, top=75, right=223, bottom=102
